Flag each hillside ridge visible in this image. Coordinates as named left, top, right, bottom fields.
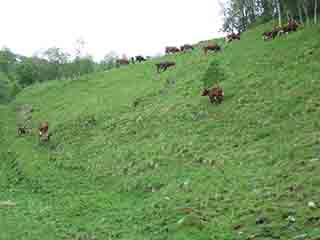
left=1, top=23, right=320, bottom=240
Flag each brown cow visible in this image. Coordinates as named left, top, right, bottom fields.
left=155, top=61, right=176, bottom=73
left=262, top=27, right=281, bottom=41
left=203, top=44, right=221, bottom=54
left=116, top=59, right=130, bottom=66
left=226, top=32, right=240, bottom=42
left=201, top=86, right=224, bottom=104
left=263, top=20, right=299, bottom=41
left=39, top=122, right=51, bottom=142
left=180, top=44, right=194, bottom=52
left=281, top=19, right=299, bottom=34
left=165, top=46, right=180, bottom=54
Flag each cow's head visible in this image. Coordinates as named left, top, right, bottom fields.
left=201, top=89, right=210, bottom=96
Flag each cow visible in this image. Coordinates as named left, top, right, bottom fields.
left=18, top=126, right=29, bottom=136
left=201, top=86, right=224, bottom=104
left=116, top=59, right=130, bottom=66
left=262, top=28, right=280, bottom=41
left=203, top=44, right=221, bottom=54
left=180, top=44, right=194, bottom=52
left=226, top=32, right=241, bottom=42
left=282, top=19, right=299, bottom=34
left=155, top=61, right=176, bottom=73
left=263, top=20, right=299, bottom=41
left=165, top=46, right=180, bottom=54
left=38, top=122, right=51, bottom=142
left=135, top=55, right=146, bottom=63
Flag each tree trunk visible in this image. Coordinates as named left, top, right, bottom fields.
left=315, top=0, right=318, bottom=24
left=303, top=0, right=310, bottom=25
left=276, top=0, right=282, bottom=26
left=298, top=2, right=304, bottom=24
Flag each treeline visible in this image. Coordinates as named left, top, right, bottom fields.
left=221, top=0, right=318, bottom=32
left=0, top=46, right=120, bottom=103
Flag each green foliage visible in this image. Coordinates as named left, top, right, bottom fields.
left=73, top=56, right=95, bottom=76
left=0, top=47, right=16, bottom=74
left=0, top=72, right=19, bottom=103
left=201, top=60, right=226, bottom=88
left=15, top=58, right=39, bottom=86
left=222, top=0, right=319, bottom=32
left=1, top=24, right=320, bottom=240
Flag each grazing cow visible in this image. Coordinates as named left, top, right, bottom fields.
left=39, top=122, right=51, bottom=142
left=116, top=59, right=130, bottom=66
left=226, top=32, right=241, bottom=42
left=203, top=44, right=221, bottom=54
left=262, top=27, right=280, bottom=41
left=18, top=126, right=28, bottom=136
left=135, top=55, right=146, bottom=62
left=282, top=19, right=299, bottom=34
left=201, top=86, right=224, bottom=104
left=165, top=46, right=180, bottom=54
left=130, top=57, right=135, bottom=64
left=180, top=44, right=194, bottom=52
left=155, top=61, right=176, bottom=73
left=263, top=20, right=299, bottom=41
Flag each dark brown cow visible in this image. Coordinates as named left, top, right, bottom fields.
left=39, top=122, right=51, bottom=142
left=263, top=20, right=299, bottom=41
left=180, top=44, right=194, bottom=52
left=155, top=61, right=176, bottom=73
left=281, top=19, right=299, bottom=34
left=165, top=46, right=180, bottom=54
left=201, top=86, right=224, bottom=104
left=262, top=27, right=281, bottom=41
left=226, top=32, right=241, bottom=42
left=203, top=44, right=221, bottom=54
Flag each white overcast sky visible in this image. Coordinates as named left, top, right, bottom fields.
left=0, top=0, right=226, bottom=60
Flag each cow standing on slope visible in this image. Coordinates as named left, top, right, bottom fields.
left=39, top=122, right=51, bottom=142
left=201, top=86, right=224, bottom=104
left=155, top=61, right=176, bottom=73
left=203, top=44, right=221, bottom=55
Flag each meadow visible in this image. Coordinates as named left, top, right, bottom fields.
left=1, top=23, right=320, bottom=239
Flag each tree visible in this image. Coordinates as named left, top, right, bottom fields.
left=302, top=0, right=310, bottom=24
left=73, top=55, right=95, bottom=76
left=99, top=51, right=118, bottom=71
left=0, top=47, right=16, bottom=75
left=0, top=72, right=10, bottom=103
left=201, top=60, right=226, bottom=88
left=42, top=47, right=70, bottom=79
left=275, top=0, right=282, bottom=26
left=74, top=38, right=87, bottom=58
left=315, top=0, right=318, bottom=24
left=15, top=58, right=39, bottom=87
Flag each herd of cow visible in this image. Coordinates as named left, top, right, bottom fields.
left=262, top=19, right=299, bottom=41
left=18, top=121, right=51, bottom=143
left=18, top=20, right=299, bottom=142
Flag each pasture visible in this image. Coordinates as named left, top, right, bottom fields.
left=1, top=23, right=320, bottom=240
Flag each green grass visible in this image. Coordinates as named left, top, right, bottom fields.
left=1, top=23, right=320, bottom=240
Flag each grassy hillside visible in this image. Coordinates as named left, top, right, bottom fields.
left=1, top=23, right=320, bottom=240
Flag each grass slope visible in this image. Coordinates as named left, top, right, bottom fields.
left=1, top=23, right=320, bottom=240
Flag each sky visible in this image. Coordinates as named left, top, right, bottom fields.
left=0, top=0, right=225, bottom=60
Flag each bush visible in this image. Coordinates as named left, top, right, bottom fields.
left=201, top=60, right=226, bottom=88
